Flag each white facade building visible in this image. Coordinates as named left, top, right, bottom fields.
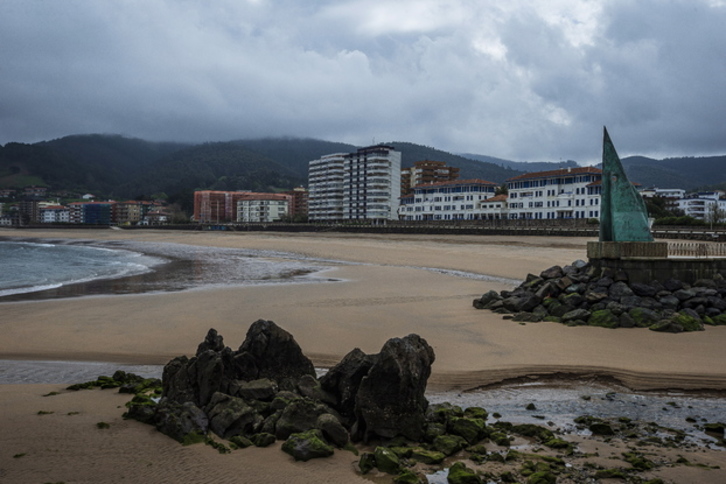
left=309, top=145, right=401, bottom=221
left=39, top=205, right=71, bottom=223
left=398, top=179, right=498, bottom=221
left=236, top=194, right=291, bottom=223
left=640, top=188, right=686, bottom=199
left=675, top=191, right=726, bottom=221
left=505, top=167, right=603, bottom=220
left=308, top=153, right=346, bottom=221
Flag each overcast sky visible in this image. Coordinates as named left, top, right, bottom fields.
left=2, top=0, right=725, bottom=164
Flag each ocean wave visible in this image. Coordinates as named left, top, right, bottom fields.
left=0, top=282, right=64, bottom=298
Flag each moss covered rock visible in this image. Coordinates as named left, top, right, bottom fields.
left=708, top=314, right=726, bottom=325
left=510, top=424, right=555, bottom=442
left=449, top=417, right=487, bottom=445
left=672, top=312, right=705, bottom=332
left=434, top=434, right=467, bottom=456
left=527, top=471, right=557, bottom=484
left=588, top=309, right=620, bottom=328
left=629, top=307, right=661, bottom=328
left=447, top=462, right=482, bottom=484
left=281, top=429, right=334, bottom=461
left=358, top=452, right=376, bottom=474
left=251, top=432, right=276, bottom=447
left=463, top=406, right=488, bottom=420
left=394, top=468, right=422, bottom=484
left=374, top=446, right=401, bottom=474
left=410, top=447, right=445, bottom=465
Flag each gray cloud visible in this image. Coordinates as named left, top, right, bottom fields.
left=1, top=0, right=725, bottom=164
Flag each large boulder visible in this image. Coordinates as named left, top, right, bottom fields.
left=161, top=350, right=226, bottom=407
left=275, top=398, right=331, bottom=440
left=233, top=319, right=316, bottom=389
left=353, top=334, right=435, bottom=442
left=281, top=429, right=334, bottom=461
left=205, top=392, right=263, bottom=439
left=502, top=292, right=541, bottom=313
left=319, top=348, right=377, bottom=425
left=154, top=400, right=209, bottom=443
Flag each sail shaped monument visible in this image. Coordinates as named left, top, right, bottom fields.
left=599, top=127, right=654, bottom=242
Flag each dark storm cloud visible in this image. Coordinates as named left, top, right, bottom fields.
left=1, top=0, right=725, bottom=163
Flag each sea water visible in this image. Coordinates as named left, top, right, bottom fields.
left=0, top=240, right=164, bottom=297
left=0, top=239, right=333, bottom=300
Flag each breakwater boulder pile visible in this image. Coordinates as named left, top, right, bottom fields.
left=474, top=260, right=726, bottom=333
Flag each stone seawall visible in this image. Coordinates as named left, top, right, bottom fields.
left=589, top=257, right=726, bottom=285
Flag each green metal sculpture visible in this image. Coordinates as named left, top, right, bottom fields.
left=599, top=127, right=654, bottom=242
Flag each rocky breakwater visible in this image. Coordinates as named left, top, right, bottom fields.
left=125, top=319, right=436, bottom=464
left=473, top=260, right=726, bottom=333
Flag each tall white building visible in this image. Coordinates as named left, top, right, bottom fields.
left=309, top=145, right=401, bottom=221
left=505, top=167, right=603, bottom=220
left=308, top=153, right=346, bottom=221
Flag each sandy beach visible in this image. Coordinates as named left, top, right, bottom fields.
left=1, top=228, right=725, bottom=483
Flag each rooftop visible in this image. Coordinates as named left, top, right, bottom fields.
left=507, top=166, right=602, bottom=182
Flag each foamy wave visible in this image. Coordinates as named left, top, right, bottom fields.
left=0, top=283, right=63, bottom=297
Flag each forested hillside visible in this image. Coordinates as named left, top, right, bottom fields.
left=619, top=155, right=726, bottom=190
left=0, top=142, right=112, bottom=194
left=232, top=138, right=358, bottom=178
left=2, top=134, right=725, bottom=213
left=391, top=142, right=523, bottom=183
left=461, top=153, right=580, bottom=173
left=119, top=142, right=306, bottom=212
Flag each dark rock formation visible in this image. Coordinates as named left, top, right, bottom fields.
left=353, top=334, right=435, bottom=442
left=154, top=400, right=209, bottom=443
left=205, top=392, right=263, bottom=439
left=474, top=260, right=726, bottom=333
left=281, top=429, right=334, bottom=461
left=319, top=348, right=377, bottom=425
left=124, top=321, right=437, bottom=464
left=234, top=319, right=316, bottom=389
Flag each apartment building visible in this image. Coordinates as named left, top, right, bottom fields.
left=284, top=187, right=309, bottom=220
left=675, top=191, right=726, bottom=221
left=308, top=153, right=346, bottom=221
left=39, top=205, right=70, bottom=223
left=308, top=145, right=402, bottom=221
left=68, top=201, right=114, bottom=224
left=399, top=179, right=498, bottom=221
left=479, top=194, right=509, bottom=220
left=344, top=145, right=401, bottom=220
left=237, top=193, right=291, bottom=222
left=504, top=167, right=603, bottom=220
left=193, top=190, right=248, bottom=223
left=401, top=160, right=460, bottom=196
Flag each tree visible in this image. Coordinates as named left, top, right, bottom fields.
left=706, top=201, right=725, bottom=228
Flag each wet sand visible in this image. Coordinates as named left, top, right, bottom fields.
left=1, top=228, right=725, bottom=483
left=2, top=228, right=726, bottom=392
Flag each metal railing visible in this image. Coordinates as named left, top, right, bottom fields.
left=668, top=241, right=726, bottom=258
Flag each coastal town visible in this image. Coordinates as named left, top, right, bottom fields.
left=1, top=143, right=725, bottom=228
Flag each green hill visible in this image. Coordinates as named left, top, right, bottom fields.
left=3, top=133, right=725, bottom=215
left=460, top=153, right=580, bottom=173
left=389, top=141, right=523, bottom=183
left=119, top=142, right=306, bottom=212
left=232, top=138, right=358, bottom=179
left=619, top=155, right=726, bottom=190
left=0, top=142, right=106, bottom=193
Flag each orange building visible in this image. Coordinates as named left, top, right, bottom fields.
left=401, top=160, right=460, bottom=196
